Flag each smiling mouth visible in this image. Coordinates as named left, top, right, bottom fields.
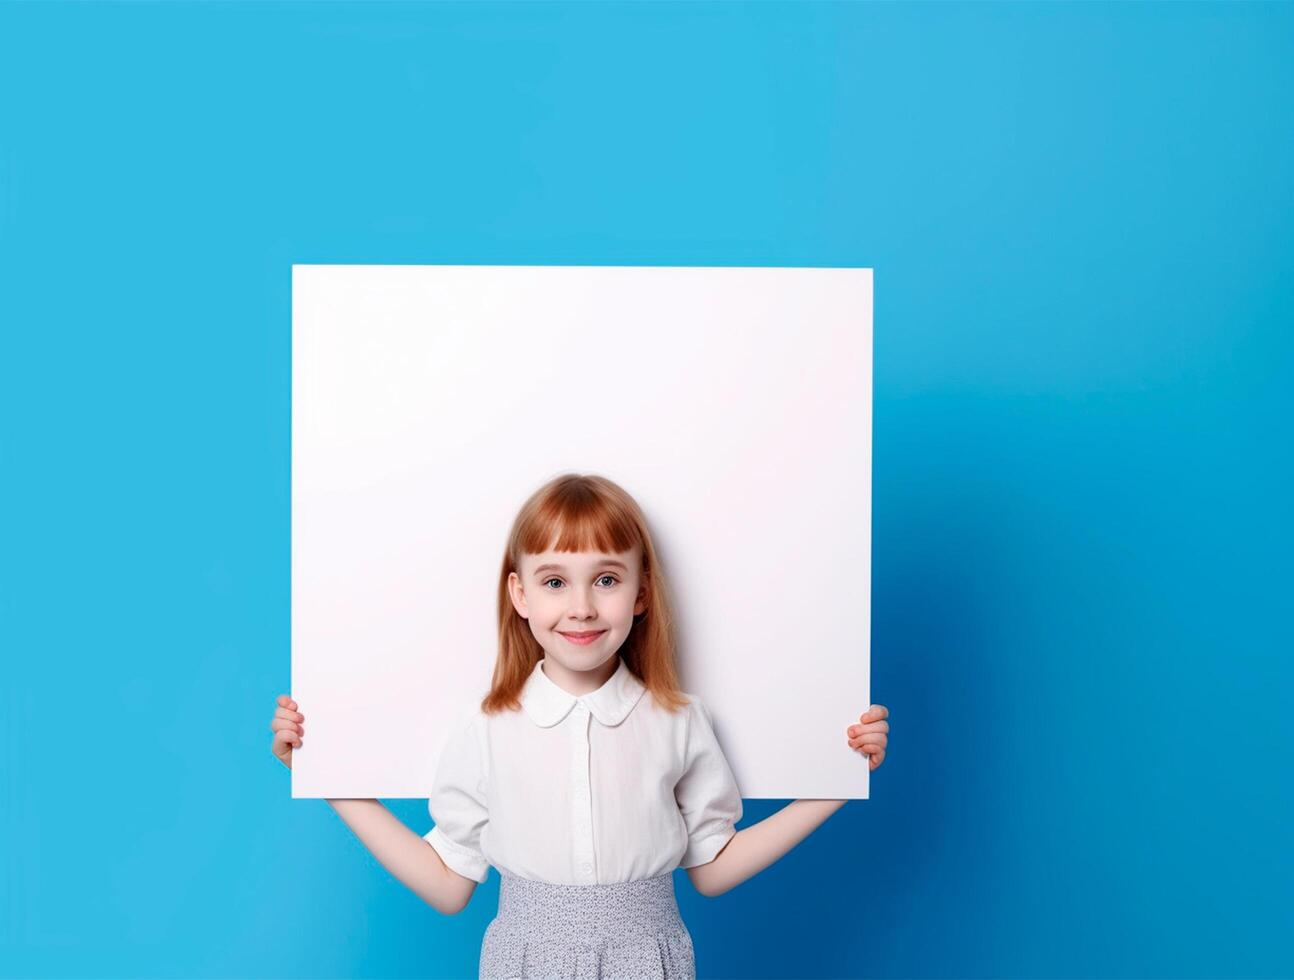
left=559, top=630, right=606, bottom=644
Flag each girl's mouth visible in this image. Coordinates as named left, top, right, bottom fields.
left=559, top=630, right=606, bottom=645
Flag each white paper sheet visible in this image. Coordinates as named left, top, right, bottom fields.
left=291, top=264, right=872, bottom=800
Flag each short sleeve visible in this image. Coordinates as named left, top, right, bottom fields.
left=675, top=697, right=744, bottom=868
left=424, top=713, right=491, bottom=884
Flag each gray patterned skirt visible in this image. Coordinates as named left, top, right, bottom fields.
left=479, top=871, right=696, bottom=979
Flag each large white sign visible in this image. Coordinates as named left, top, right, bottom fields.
left=292, top=264, right=872, bottom=800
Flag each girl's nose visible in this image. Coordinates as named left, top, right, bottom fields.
left=570, top=589, right=597, bottom=618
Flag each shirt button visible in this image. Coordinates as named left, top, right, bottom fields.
left=580, top=862, right=593, bottom=874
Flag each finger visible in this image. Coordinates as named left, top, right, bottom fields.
left=277, top=694, right=299, bottom=711
left=272, top=729, right=301, bottom=749
left=275, top=706, right=304, bottom=723
left=271, top=718, right=303, bottom=735
left=859, top=705, right=889, bottom=723
left=849, top=733, right=886, bottom=749
left=846, top=720, right=888, bottom=737
left=870, top=748, right=886, bottom=769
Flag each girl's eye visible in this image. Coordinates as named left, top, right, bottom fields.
left=542, top=575, right=619, bottom=589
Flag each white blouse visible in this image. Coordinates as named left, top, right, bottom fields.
left=424, top=654, right=743, bottom=886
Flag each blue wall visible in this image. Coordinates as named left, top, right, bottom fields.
left=2, top=3, right=1290, bottom=977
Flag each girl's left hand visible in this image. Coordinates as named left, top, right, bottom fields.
left=846, top=705, right=889, bottom=771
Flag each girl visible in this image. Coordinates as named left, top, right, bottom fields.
left=270, top=473, right=890, bottom=979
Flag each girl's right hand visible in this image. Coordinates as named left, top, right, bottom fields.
left=271, top=694, right=304, bottom=769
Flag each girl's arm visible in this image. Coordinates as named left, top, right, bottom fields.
left=327, top=799, right=479, bottom=915
left=271, top=697, right=478, bottom=915
left=684, top=705, right=889, bottom=897
left=685, top=799, right=847, bottom=898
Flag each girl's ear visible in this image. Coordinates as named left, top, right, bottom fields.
left=634, top=583, right=648, bottom=617
left=507, top=571, right=529, bottom=619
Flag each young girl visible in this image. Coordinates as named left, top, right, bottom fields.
left=270, top=473, right=890, bottom=979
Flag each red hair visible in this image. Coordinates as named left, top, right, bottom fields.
left=482, top=472, right=689, bottom=715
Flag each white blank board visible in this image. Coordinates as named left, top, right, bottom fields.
left=292, top=264, right=871, bottom=801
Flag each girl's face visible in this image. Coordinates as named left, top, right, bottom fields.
left=507, top=544, right=648, bottom=677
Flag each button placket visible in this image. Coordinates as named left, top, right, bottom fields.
left=570, top=702, right=596, bottom=881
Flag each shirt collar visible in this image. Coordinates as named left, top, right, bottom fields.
left=520, top=654, right=647, bottom=728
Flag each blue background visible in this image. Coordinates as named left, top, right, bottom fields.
left=1, top=2, right=1290, bottom=978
